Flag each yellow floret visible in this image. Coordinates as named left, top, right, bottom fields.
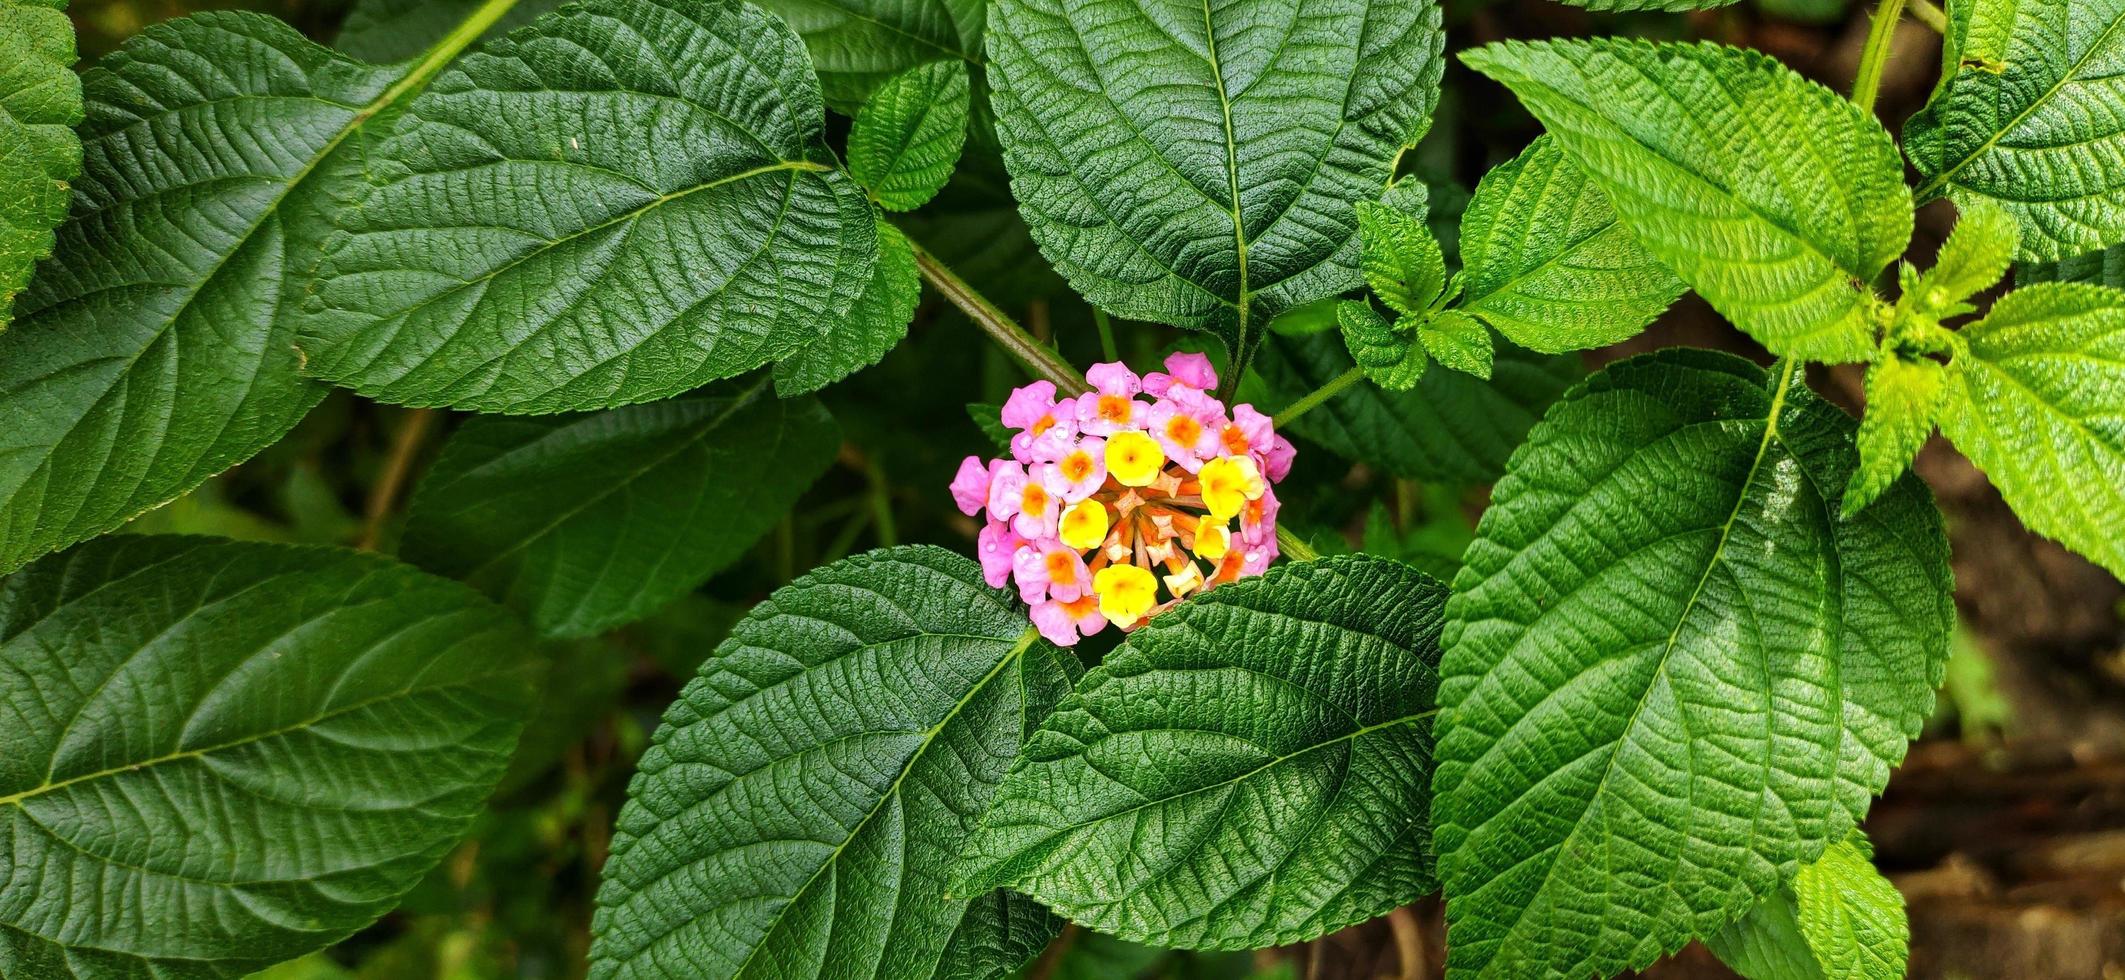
left=1106, top=431, right=1165, bottom=487
left=1198, top=456, right=1264, bottom=520
left=1092, top=564, right=1158, bottom=627
left=1059, top=500, right=1110, bottom=550
left=1194, top=522, right=1231, bottom=561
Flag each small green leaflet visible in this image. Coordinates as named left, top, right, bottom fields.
left=1361, top=192, right=1450, bottom=318
left=1906, top=0, right=2125, bottom=261
left=776, top=219, right=924, bottom=395
left=0, top=13, right=409, bottom=575
left=849, top=62, right=970, bottom=211
left=0, top=536, right=533, bottom=979
left=1244, top=331, right=1578, bottom=484
left=590, top=547, right=1077, bottom=980
left=1435, top=350, right=1952, bottom=979
left=955, top=555, right=1446, bottom=950
left=0, top=0, right=81, bottom=329
left=399, top=382, right=840, bottom=638
left=1455, top=135, right=1683, bottom=353
left=1846, top=354, right=1947, bottom=515
left=299, top=0, right=878, bottom=415
left=1339, top=300, right=1428, bottom=390
left=1708, top=836, right=1909, bottom=980
left=751, top=0, right=985, bottom=113
left=1420, top=309, right=1493, bottom=379
left=1463, top=39, right=1911, bottom=364
left=1912, top=202, right=2017, bottom=315
left=987, top=0, right=1445, bottom=376
left=1938, top=281, right=2125, bottom=577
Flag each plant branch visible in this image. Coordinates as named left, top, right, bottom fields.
left=1852, top=0, right=1909, bottom=115
left=360, top=408, right=439, bottom=551
left=1023, top=923, right=1080, bottom=980
left=904, top=232, right=1090, bottom=396
left=1905, top=0, right=1947, bottom=32
left=1274, top=366, right=1363, bottom=426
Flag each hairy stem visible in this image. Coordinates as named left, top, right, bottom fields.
left=1906, top=0, right=1948, bottom=32
left=1274, top=366, right=1363, bottom=426
left=1277, top=526, right=1320, bottom=563
left=359, top=408, right=439, bottom=551
left=1852, top=0, right=1909, bottom=114
left=904, top=234, right=1090, bottom=396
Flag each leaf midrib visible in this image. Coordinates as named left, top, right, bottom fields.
left=1200, top=0, right=1252, bottom=372
left=1916, top=7, right=2125, bottom=199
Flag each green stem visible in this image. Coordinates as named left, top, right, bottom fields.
left=1852, top=0, right=1909, bottom=115
left=364, top=0, right=523, bottom=124
left=904, top=233, right=1090, bottom=396
left=864, top=458, right=899, bottom=547
left=1093, top=307, right=1119, bottom=362
left=1905, top=0, right=1947, bottom=32
left=1277, top=526, right=1320, bottom=563
left=1274, top=366, right=1363, bottom=426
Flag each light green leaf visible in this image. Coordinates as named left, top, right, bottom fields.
left=1418, top=309, right=1493, bottom=379
left=1914, top=201, right=2018, bottom=314
left=955, top=555, right=1446, bottom=950
left=0, top=13, right=419, bottom=575
left=988, top=0, right=1445, bottom=373
left=299, top=0, right=879, bottom=414
left=0, top=536, right=534, bottom=979
left=590, top=547, right=1076, bottom=980
left=777, top=219, right=923, bottom=395
left=752, top=0, right=985, bottom=113
left=333, top=0, right=566, bottom=62
left=1455, top=135, right=1684, bottom=352
left=400, top=381, right=840, bottom=638
left=0, top=0, right=81, bottom=328
left=1339, top=299, right=1428, bottom=390
left=1463, top=39, right=1910, bottom=364
left=1709, top=836, right=1909, bottom=980
left=1846, top=354, right=1947, bottom=515
left=850, top=61, right=970, bottom=211
left=1906, top=0, right=2125, bottom=261
left=2023, top=243, right=2125, bottom=288
left=1243, top=330, right=1578, bottom=484
left=1436, top=350, right=1953, bottom=978
left=1361, top=194, right=1449, bottom=317
left=1938, top=281, right=2125, bottom=576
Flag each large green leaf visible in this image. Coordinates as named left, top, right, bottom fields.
left=400, top=381, right=840, bottom=637
left=1243, top=330, right=1578, bottom=484
left=299, top=0, right=878, bottom=414
left=1435, top=350, right=1952, bottom=978
left=774, top=218, right=924, bottom=395
left=1463, top=40, right=1910, bottom=364
left=1708, top=836, right=1909, bottom=980
left=1455, top=135, right=1683, bottom=353
left=1938, top=281, right=2125, bottom=576
left=987, top=0, right=1445, bottom=373
left=0, top=12, right=435, bottom=576
left=0, top=0, right=81, bottom=328
left=590, top=546, right=1077, bottom=980
left=0, top=536, right=534, bottom=978
left=1906, top=0, right=2125, bottom=262
left=753, top=0, right=986, bottom=113
left=333, top=0, right=566, bottom=62
left=955, top=555, right=1445, bottom=950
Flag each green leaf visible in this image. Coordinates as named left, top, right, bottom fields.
left=1455, top=135, right=1684, bottom=352
left=0, top=13, right=416, bottom=575
left=1418, top=309, right=1492, bottom=379
left=400, top=381, right=840, bottom=638
left=1709, top=836, right=1909, bottom=980
left=1906, top=0, right=2125, bottom=262
left=590, top=546, right=1076, bottom=980
left=1463, top=40, right=1910, bottom=363
left=751, top=0, right=985, bottom=113
left=1361, top=194, right=1449, bottom=317
left=299, top=0, right=879, bottom=414
left=988, top=0, right=1445, bottom=372
left=1339, top=300, right=1428, bottom=390
left=2023, top=243, right=2125, bottom=288
left=1243, top=330, right=1579, bottom=484
left=1938, top=281, right=2125, bottom=576
left=1845, top=354, right=1946, bottom=515
left=776, top=218, right=923, bottom=395
left=850, top=61, right=970, bottom=211
left=1913, top=201, right=2018, bottom=314
left=0, top=536, right=534, bottom=978
left=955, top=555, right=1447, bottom=950
left=1550, top=0, right=1742, bottom=11
left=0, top=0, right=81, bottom=328
left=333, top=0, right=566, bottom=62
left=1435, top=350, right=1953, bottom=979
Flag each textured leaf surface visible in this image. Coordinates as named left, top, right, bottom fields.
left=775, top=219, right=924, bottom=395
left=0, top=0, right=81, bottom=327
left=1418, top=309, right=1492, bottom=379
left=1938, top=281, right=2125, bottom=576
left=1709, top=837, right=1908, bottom=980
left=1906, top=0, right=2125, bottom=261
left=1916, top=201, right=2017, bottom=310
left=0, top=536, right=533, bottom=978
left=752, top=0, right=985, bottom=112
left=1846, top=355, right=1946, bottom=515
left=300, top=0, right=878, bottom=414
left=1435, top=350, right=1953, bottom=978
left=400, top=382, right=839, bottom=637
left=956, top=555, right=1446, bottom=950
left=988, top=0, right=1445, bottom=368
left=1455, top=136, right=1683, bottom=353
left=1244, top=331, right=1578, bottom=484
left=1464, top=40, right=1910, bottom=363
left=1339, top=300, right=1426, bottom=390
left=590, top=547, right=1076, bottom=980
left=850, top=61, right=970, bottom=211
left=2024, top=243, right=2125, bottom=288
left=1361, top=192, right=1448, bottom=317
left=333, top=0, right=565, bottom=62
left=0, top=13, right=408, bottom=575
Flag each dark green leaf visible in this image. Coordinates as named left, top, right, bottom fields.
left=1339, top=300, right=1427, bottom=390
left=1361, top=191, right=1449, bottom=317
left=1708, top=836, right=1909, bottom=980
left=2023, top=244, right=2125, bottom=288
left=333, top=0, right=565, bottom=63
left=776, top=219, right=923, bottom=395
left=849, top=62, right=970, bottom=211
left=752, top=0, right=985, bottom=113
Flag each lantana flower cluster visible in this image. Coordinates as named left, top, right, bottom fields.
left=951, top=353, right=1294, bottom=646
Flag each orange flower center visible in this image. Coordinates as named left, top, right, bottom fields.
left=1097, top=394, right=1133, bottom=425
left=1031, top=414, right=1057, bottom=437
left=1044, top=550, right=1077, bottom=580
left=1022, top=483, right=1049, bottom=512
left=1062, top=450, right=1096, bottom=481
left=1220, top=424, right=1251, bottom=455
left=1165, top=415, right=1203, bottom=446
